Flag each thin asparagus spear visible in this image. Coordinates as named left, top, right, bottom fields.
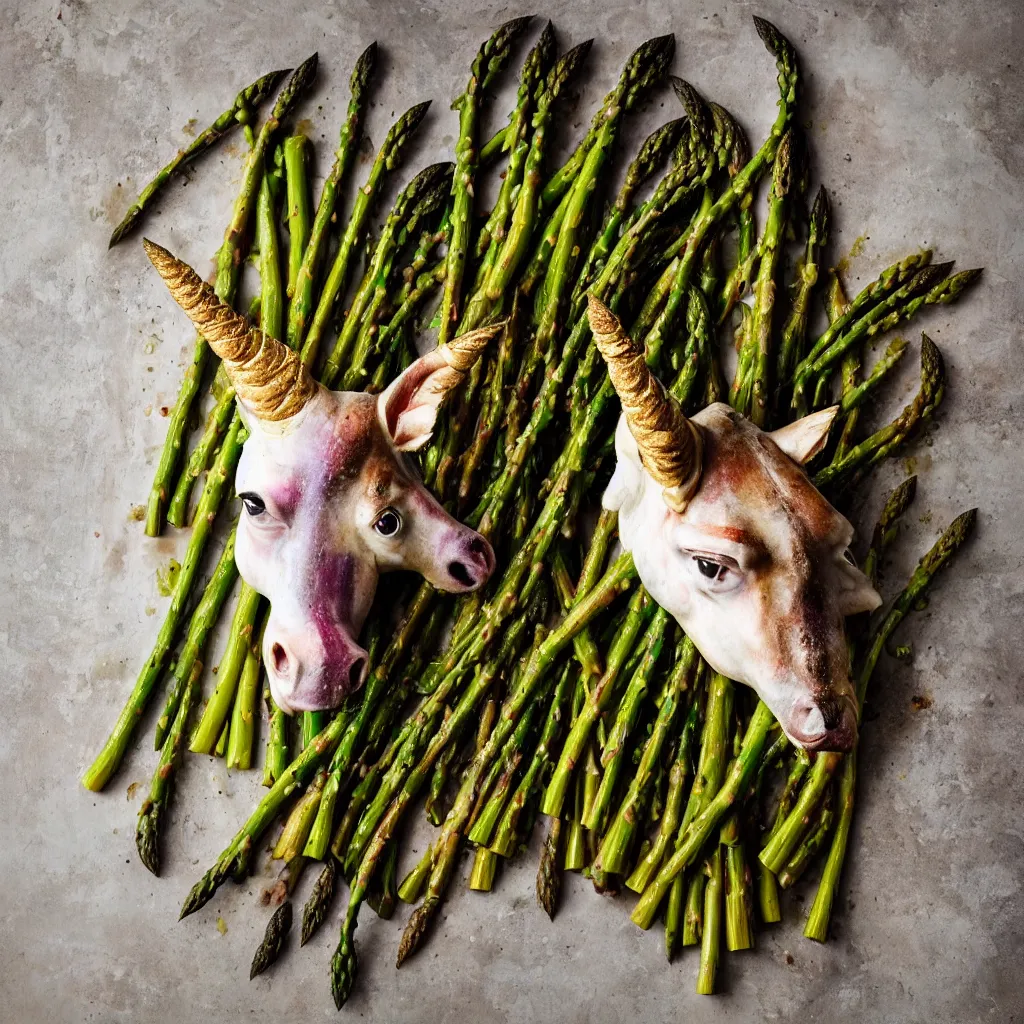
left=814, top=334, right=945, bottom=489
left=804, top=507, right=976, bottom=940
left=541, top=588, right=655, bottom=817
left=583, top=608, right=671, bottom=833
left=777, top=785, right=835, bottom=888
left=625, top=694, right=701, bottom=892
left=330, top=162, right=453, bottom=389
left=631, top=701, right=775, bottom=929
left=776, top=184, right=829, bottom=390
left=473, top=22, right=555, bottom=267
left=398, top=844, right=434, bottom=905
left=287, top=42, right=377, bottom=351
left=539, top=34, right=675, bottom=211
left=790, top=255, right=945, bottom=412
left=487, top=663, right=574, bottom=855
left=748, top=130, right=794, bottom=426
left=721, top=811, right=753, bottom=950
left=840, top=337, right=910, bottom=413
left=134, top=659, right=202, bottom=875
left=301, top=99, right=432, bottom=367
left=437, top=16, right=534, bottom=344
left=109, top=67, right=289, bottom=247
left=596, top=639, right=699, bottom=874
left=262, top=693, right=290, bottom=788
left=480, top=40, right=593, bottom=316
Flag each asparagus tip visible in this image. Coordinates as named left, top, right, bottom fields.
left=250, top=901, right=293, bottom=979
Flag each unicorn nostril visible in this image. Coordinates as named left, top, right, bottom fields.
left=448, top=560, right=474, bottom=587
left=818, top=697, right=844, bottom=731
left=271, top=643, right=290, bottom=677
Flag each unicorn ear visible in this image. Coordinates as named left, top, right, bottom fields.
left=769, top=406, right=839, bottom=465
left=377, top=323, right=504, bottom=451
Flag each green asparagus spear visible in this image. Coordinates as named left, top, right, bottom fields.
left=109, top=67, right=290, bottom=247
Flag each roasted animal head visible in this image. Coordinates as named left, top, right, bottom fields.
left=588, top=297, right=881, bottom=752
left=145, top=240, right=496, bottom=714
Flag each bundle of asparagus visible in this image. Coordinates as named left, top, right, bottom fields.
left=88, top=14, right=980, bottom=1006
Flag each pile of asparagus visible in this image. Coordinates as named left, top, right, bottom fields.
left=88, top=15, right=980, bottom=1004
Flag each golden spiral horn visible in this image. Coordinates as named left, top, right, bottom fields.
left=143, top=239, right=316, bottom=422
left=587, top=295, right=703, bottom=512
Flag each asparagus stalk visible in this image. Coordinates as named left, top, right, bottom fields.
left=814, top=334, right=945, bottom=490
left=487, top=663, right=574, bottom=855
left=696, top=847, right=723, bottom=995
left=108, top=67, right=289, bottom=247
left=625, top=694, right=702, bottom=892
left=152, top=526, right=240, bottom=749
left=437, top=16, right=534, bottom=344
left=301, top=99, right=432, bottom=367
left=776, top=184, right=829, bottom=390
left=250, top=902, right=292, bottom=979
left=746, top=129, right=793, bottom=427
left=330, top=162, right=453, bottom=389
left=596, top=640, right=699, bottom=874
left=630, top=701, right=775, bottom=929
left=536, top=816, right=562, bottom=918
left=583, top=608, right=671, bottom=833
left=804, top=507, right=976, bottom=940
left=480, top=40, right=593, bottom=310
left=287, top=42, right=377, bottom=351
left=539, top=34, right=675, bottom=211
left=82, top=414, right=245, bottom=791
left=134, top=660, right=202, bottom=875
left=283, top=134, right=313, bottom=303
left=300, top=859, right=337, bottom=946
left=225, top=609, right=264, bottom=771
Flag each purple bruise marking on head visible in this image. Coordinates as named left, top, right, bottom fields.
left=267, top=479, right=303, bottom=520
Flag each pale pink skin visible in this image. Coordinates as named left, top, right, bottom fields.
left=605, top=403, right=882, bottom=752
left=234, top=353, right=495, bottom=715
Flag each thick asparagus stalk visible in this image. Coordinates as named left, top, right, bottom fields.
left=108, top=67, right=289, bottom=247
left=283, top=134, right=313, bottom=303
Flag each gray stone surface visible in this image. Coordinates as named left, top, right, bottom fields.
left=1, top=0, right=1022, bottom=1021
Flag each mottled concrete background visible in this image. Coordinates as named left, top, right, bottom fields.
left=1, top=0, right=1022, bottom=1021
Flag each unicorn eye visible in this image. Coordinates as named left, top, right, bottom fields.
left=239, top=492, right=266, bottom=517
left=374, top=508, right=402, bottom=537
left=695, top=557, right=729, bottom=582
